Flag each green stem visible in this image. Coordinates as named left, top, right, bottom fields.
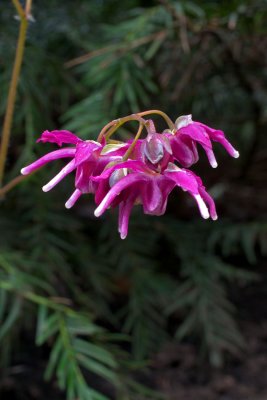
left=0, top=280, right=76, bottom=315
left=12, top=0, right=25, bottom=18
left=97, top=114, right=148, bottom=143
left=0, top=1, right=31, bottom=187
left=122, top=123, right=144, bottom=161
left=137, top=110, right=175, bottom=130
left=97, top=110, right=174, bottom=144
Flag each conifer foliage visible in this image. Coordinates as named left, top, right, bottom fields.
left=0, top=1, right=266, bottom=399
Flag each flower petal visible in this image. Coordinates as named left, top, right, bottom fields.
left=198, top=187, right=217, bottom=220
left=168, top=135, right=199, bottom=167
left=189, top=170, right=218, bottom=220
left=198, top=123, right=239, bottom=158
left=193, top=194, right=210, bottom=219
left=155, top=178, right=176, bottom=215
left=184, top=169, right=217, bottom=220
left=164, top=167, right=212, bottom=218
left=92, top=160, right=149, bottom=182
left=65, top=189, right=82, bottom=209
left=75, top=141, right=101, bottom=165
left=42, top=159, right=76, bottom=192
left=94, top=173, right=147, bottom=217
left=178, top=124, right=218, bottom=168
left=118, top=197, right=136, bottom=239
left=37, top=130, right=81, bottom=146
left=175, top=114, right=193, bottom=129
left=142, top=179, right=162, bottom=214
left=21, top=148, right=76, bottom=175
left=164, top=167, right=199, bottom=194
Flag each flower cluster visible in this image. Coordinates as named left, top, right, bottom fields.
left=21, top=112, right=239, bottom=239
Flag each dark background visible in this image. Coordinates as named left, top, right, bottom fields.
left=0, top=1, right=267, bottom=399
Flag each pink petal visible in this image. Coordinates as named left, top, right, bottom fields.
left=75, top=141, right=101, bottom=165
left=168, top=135, right=199, bottom=167
left=198, top=187, right=217, bottom=220
left=21, top=148, right=76, bottom=175
left=185, top=170, right=217, bottom=220
left=94, top=173, right=147, bottom=217
left=92, top=160, right=149, bottom=182
left=198, top=123, right=239, bottom=159
left=164, top=170, right=211, bottom=219
left=178, top=124, right=218, bottom=168
left=155, top=179, right=176, bottom=215
left=164, top=168, right=199, bottom=194
left=94, top=178, right=110, bottom=205
left=37, top=130, right=81, bottom=146
left=65, top=189, right=82, bottom=209
left=193, top=194, right=210, bottom=219
left=118, top=197, right=136, bottom=239
left=42, top=159, right=76, bottom=192
left=75, top=161, right=95, bottom=193
left=142, top=179, right=162, bottom=214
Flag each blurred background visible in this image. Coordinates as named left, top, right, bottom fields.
left=0, top=0, right=267, bottom=399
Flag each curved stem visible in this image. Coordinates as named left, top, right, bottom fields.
left=122, top=123, right=144, bottom=161
left=97, top=110, right=174, bottom=144
left=97, top=114, right=148, bottom=143
left=97, top=120, right=118, bottom=142
left=103, top=122, right=145, bottom=171
left=0, top=0, right=32, bottom=187
left=137, top=110, right=175, bottom=130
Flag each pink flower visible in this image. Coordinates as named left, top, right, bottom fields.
left=93, top=160, right=217, bottom=239
left=21, top=112, right=238, bottom=239
left=21, top=130, right=127, bottom=209
left=166, top=115, right=239, bottom=168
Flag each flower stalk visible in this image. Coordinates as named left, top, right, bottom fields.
left=122, top=123, right=144, bottom=161
left=138, top=110, right=175, bottom=130
left=0, top=0, right=32, bottom=187
left=97, top=110, right=174, bottom=143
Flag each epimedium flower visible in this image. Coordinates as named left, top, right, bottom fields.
left=21, top=129, right=128, bottom=208
left=92, top=160, right=217, bottom=239
left=165, top=115, right=239, bottom=168
left=21, top=110, right=238, bottom=239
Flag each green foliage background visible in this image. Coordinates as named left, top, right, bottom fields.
left=0, top=0, right=267, bottom=399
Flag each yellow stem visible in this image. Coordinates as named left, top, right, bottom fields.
left=137, top=110, right=175, bottom=130
left=122, top=123, right=144, bottom=161
left=98, top=120, right=121, bottom=142
left=97, top=110, right=174, bottom=144
left=102, top=122, right=145, bottom=171
left=12, top=0, right=25, bottom=18
left=97, top=114, right=148, bottom=143
left=0, top=1, right=31, bottom=187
